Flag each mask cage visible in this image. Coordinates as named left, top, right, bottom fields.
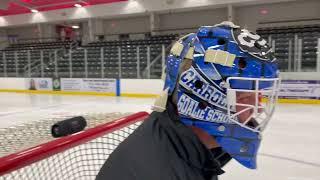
left=226, top=77, right=281, bottom=133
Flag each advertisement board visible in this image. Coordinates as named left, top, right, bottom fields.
left=279, top=80, right=320, bottom=99
left=25, top=78, right=53, bottom=91
left=61, top=78, right=117, bottom=93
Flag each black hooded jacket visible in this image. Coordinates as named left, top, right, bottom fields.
left=96, top=102, right=225, bottom=180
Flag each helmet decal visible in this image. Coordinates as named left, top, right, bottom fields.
left=232, top=28, right=275, bottom=61
left=177, top=93, right=234, bottom=124
left=179, top=66, right=227, bottom=110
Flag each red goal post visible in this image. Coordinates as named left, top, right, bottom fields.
left=0, top=112, right=149, bottom=180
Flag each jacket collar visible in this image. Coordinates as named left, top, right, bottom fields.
left=162, top=100, right=225, bottom=177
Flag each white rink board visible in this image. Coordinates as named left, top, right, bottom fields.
left=0, top=78, right=25, bottom=90
left=0, top=78, right=164, bottom=96
left=120, top=79, right=163, bottom=95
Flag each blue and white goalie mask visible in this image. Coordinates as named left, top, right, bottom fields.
left=158, top=22, right=281, bottom=169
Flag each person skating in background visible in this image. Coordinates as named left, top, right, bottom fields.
left=29, top=79, right=37, bottom=90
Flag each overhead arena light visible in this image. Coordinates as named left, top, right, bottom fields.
left=74, top=4, right=82, bottom=8
left=31, top=9, right=39, bottom=13
left=72, top=25, right=80, bottom=29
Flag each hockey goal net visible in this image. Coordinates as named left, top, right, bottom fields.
left=0, top=111, right=149, bottom=180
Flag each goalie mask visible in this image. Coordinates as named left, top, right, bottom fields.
left=154, top=22, right=281, bottom=169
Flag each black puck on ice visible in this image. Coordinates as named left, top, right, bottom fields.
left=51, top=116, right=87, bottom=138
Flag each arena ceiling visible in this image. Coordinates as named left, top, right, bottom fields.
left=0, top=0, right=127, bottom=16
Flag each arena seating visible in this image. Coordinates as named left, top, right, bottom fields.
left=1, top=26, right=319, bottom=77
left=79, top=34, right=177, bottom=78
left=4, top=40, right=74, bottom=51
left=0, top=40, right=75, bottom=77
left=0, top=34, right=178, bottom=78
left=257, top=25, right=320, bottom=72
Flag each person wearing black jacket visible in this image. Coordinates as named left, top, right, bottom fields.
left=96, top=22, right=280, bottom=180
left=96, top=100, right=230, bottom=180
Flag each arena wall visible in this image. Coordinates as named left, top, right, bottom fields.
left=1, top=0, right=319, bottom=39
left=0, top=76, right=319, bottom=104
left=235, top=0, right=320, bottom=30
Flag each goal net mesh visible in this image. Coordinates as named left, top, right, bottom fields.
left=0, top=112, right=148, bottom=180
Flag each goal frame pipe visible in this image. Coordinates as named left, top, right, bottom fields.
left=0, top=111, right=149, bottom=176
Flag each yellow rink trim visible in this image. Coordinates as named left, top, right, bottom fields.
left=0, top=89, right=159, bottom=98
left=121, top=93, right=159, bottom=98
left=277, top=98, right=320, bottom=104
left=0, top=89, right=116, bottom=96
left=1, top=89, right=320, bottom=103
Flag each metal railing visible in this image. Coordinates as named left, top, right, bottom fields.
left=0, top=44, right=167, bottom=79
left=270, top=36, right=320, bottom=72
left=142, top=44, right=171, bottom=79
left=1, top=36, right=319, bottom=79
left=18, top=41, right=80, bottom=78
left=13, top=37, right=65, bottom=44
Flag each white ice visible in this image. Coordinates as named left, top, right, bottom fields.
left=0, top=93, right=319, bottom=180
left=0, top=93, right=154, bottom=128
left=221, top=104, right=320, bottom=180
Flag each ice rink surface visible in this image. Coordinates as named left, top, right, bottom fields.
left=0, top=93, right=319, bottom=180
